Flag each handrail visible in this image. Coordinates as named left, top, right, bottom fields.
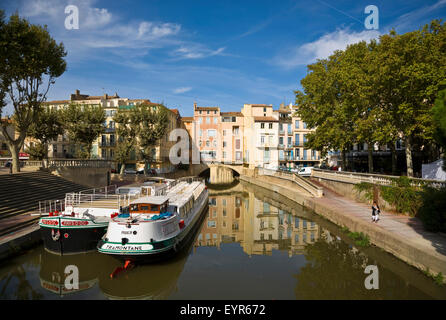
left=257, top=167, right=323, bottom=197
left=312, top=168, right=446, bottom=189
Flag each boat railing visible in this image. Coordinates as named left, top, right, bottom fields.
left=65, top=192, right=140, bottom=210
left=78, top=184, right=117, bottom=196
left=177, top=176, right=206, bottom=184
left=38, top=199, right=65, bottom=216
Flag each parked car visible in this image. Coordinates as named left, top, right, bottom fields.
left=297, top=166, right=314, bottom=177
left=124, top=168, right=137, bottom=174
left=136, top=168, right=157, bottom=175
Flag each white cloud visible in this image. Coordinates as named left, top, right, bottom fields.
left=172, top=46, right=225, bottom=60
left=274, top=28, right=381, bottom=69
left=173, top=87, right=192, bottom=94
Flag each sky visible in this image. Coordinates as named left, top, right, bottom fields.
left=1, top=0, right=445, bottom=117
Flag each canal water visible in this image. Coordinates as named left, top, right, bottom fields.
left=0, top=180, right=445, bottom=300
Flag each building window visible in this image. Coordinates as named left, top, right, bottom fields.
left=223, top=130, right=226, bottom=136
left=206, top=117, right=210, bottom=124
left=235, top=139, right=240, bottom=149
left=261, top=136, right=265, bottom=145
left=261, top=123, right=265, bottom=129
left=236, top=151, right=241, bottom=160
left=303, top=122, right=307, bottom=129
left=223, top=151, right=227, bottom=159
left=295, top=120, right=299, bottom=129
left=199, top=117, right=203, bottom=124
left=208, top=129, right=216, bottom=137
left=233, top=127, right=239, bottom=136
left=214, top=117, right=218, bottom=124
left=223, top=141, right=227, bottom=148
left=269, top=123, right=273, bottom=129
left=279, top=137, right=283, bottom=145
left=263, top=107, right=266, bottom=112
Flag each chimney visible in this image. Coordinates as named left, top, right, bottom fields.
left=103, top=93, right=108, bottom=99
left=75, top=89, right=80, bottom=96
left=193, top=101, right=197, bottom=110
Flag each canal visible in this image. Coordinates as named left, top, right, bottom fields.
left=0, top=180, right=445, bottom=300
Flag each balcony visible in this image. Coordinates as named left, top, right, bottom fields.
left=279, top=130, right=285, bottom=135
left=293, top=142, right=304, bottom=147
left=101, top=141, right=116, bottom=147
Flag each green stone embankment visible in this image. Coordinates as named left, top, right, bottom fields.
left=240, top=173, right=446, bottom=281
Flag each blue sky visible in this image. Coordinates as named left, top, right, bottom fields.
left=2, top=0, right=445, bottom=116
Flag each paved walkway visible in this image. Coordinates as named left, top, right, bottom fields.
left=308, top=181, right=446, bottom=274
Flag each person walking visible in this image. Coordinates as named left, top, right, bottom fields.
left=372, top=201, right=380, bottom=223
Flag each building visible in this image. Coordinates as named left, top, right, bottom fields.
left=290, top=104, right=322, bottom=168
left=40, top=90, right=183, bottom=173
left=220, top=112, right=244, bottom=164
left=193, top=103, right=221, bottom=162
left=241, top=103, right=280, bottom=170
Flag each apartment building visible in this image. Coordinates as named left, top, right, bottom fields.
left=241, top=104, right=279, bottom=170
left=220, top=112, right=244, bottom=164
left=40, top=90, right=182, bottom=173
left=193, top=103, right=221, bottom=162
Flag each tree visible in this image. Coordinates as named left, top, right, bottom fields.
left=0, top=13, right=66, bottom=173
left=432, top=86, right=446, bottom=171
left=113, top=108, right=139, bottom=174
left=27, top=107, right=64, bottom=166
left=295, top=51, right=357, bottom=171
left=135, top=104, right=169, bottom=175
left=374, top=21, right=446, bottom=176
left=62, top=103, right=105, bottom=159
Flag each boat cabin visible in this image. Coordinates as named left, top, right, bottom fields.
left=140, top=183, right=167, bottom=197
left=129, top=196, right=169, bottom=214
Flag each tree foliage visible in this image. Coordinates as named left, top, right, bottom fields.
left=295, top=20, right=446, bottom=176
left=62, top=103, right=105, bottom=159
left=27, top=107, right=64, bottom=163
left=431, top=86, right=446, bottom=170
left=0, top=12, right=66, bottom=172
left=113, top=103, right=169, bottom=174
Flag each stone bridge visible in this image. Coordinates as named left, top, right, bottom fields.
left=189, top=162, right=246, bottom=184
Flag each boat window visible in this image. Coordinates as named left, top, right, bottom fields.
left=130, top=204, right=138, bottom=212
left=151, top=205, right=159, bottom=211
left=140, top=205, right=149, bottom=211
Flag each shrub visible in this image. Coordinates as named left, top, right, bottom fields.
left=380, top=177, right=423, bottom=216
left=347, top=231, right=370, bottom=247
left=417, top=186, right=446, bottom=233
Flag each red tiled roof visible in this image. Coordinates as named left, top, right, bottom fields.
left=169, top=108, right=180, bottom=115
left=43, top=100, right=70, bottom=104
left=195, top=106, right=219, bottom=111
left=181, top=117, right=194, bottom=122
left=254, top=117, right=278, bottom=122
left=221, top=112, right=244, bottom=117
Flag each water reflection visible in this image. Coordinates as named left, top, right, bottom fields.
left=196, top=188, right=321, bottom=258
left=39, top=250, right=101, bottom=297
left=0, top=180, right=445, bottom=300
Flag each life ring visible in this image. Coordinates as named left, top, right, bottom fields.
left=51, top=229, right=60, bottom=241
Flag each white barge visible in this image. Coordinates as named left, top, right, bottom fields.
left=38, top=178, right=177, bottom=255
left=97, top=178, right=208, bottom=261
